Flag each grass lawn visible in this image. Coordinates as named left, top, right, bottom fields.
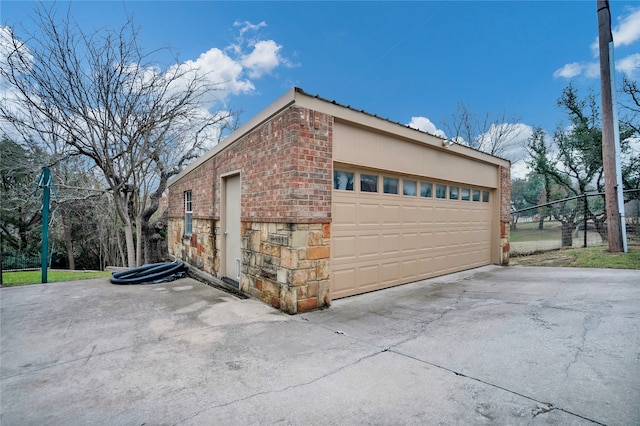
left=511, top=244, right=640, bottom=269
left=1, top=270, right=113, bottom=287
left=510, top=220, right=564, bottom=243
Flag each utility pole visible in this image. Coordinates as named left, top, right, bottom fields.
left=597, top=0, right=624, bottom=252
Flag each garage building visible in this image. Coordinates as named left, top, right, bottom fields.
left=167, top=88, right=511, bottom=313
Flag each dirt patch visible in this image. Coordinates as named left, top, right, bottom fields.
left=510, top=251, right=577, bottom=267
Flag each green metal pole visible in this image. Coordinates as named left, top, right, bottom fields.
left=40, top=167, right=51, bottom=284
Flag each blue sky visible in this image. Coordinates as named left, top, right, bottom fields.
left=2, top=1, right=640, bottom=177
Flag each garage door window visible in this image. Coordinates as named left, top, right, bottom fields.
left=472, top=189, right=481, bottom=201
left=361, top=174, right=378, bottom=192
left=383, top=177, right=399, bottom=194
left=334, top=170, right=354, bottom=190
left=461, top=188, right=470, bottom=201
left=449, top=186, right=459, bottom=200
left=436, top=184, right=447, bottom=199
left=420, top=182, right=432, bottom=197
left=482, top=191, right=490, bottom=202
left=403, top=180, right=417, bottom=196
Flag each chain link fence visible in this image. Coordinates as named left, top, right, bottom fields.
left=510, top=189, right=640, bottom=256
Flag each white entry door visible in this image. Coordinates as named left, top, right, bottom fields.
left=224, top=174, right=241, bottom=284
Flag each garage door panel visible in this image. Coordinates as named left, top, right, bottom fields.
left=333, top=236, right=356, bottom=260
left=418, top=257, right=433, bottom=275
left=381, top=234, right=400, bottom=254
left=359, top=234, right=380, bottom=256
left=433, top=231, right=449, bottom=248
left=433, top=207, right=449, bottom=223
left=402, top=206, right=419, bottom=224
left=359, top=204, right=380, bottom=224
left=358, top=265, right=379, bottom=287
left=419, top=206, right=433, bottom=224
left=402, top=233, right=419, bottom=252
left=381, top=205, right=401, bottom=224
left=401, top=259, right=417, bottom=278
left=333, top=268, right=356, bottom=293
left=381, top=262, right=399, bottom=284
left=332, top=184, right=494, bottom=300
left=333, top=202, right=356, bottom=226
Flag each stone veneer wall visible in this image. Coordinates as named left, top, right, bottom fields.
left=167, top=217, right=217, bottom=274
left=499, top=165, right=511, bottom=265
left=241, top=222, right=331, bottom=314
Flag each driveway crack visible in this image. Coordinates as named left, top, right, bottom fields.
left=172, top=348, right=387, bottom=425
left=565, top=312, right=601, bottom=375
left=389, top=348, right=605, bottom=425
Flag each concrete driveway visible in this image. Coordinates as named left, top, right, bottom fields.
left=1, top=266, right=639, bottom=425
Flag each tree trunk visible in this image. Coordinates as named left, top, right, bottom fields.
left=116, top=229, right=126, bottom=267
left=561, top=222, right=574, bottom=247
left=111, top=192, right=136, bottom=267
left=123, top=223, right=136, bottom=267
left=142, top=211, right=167, bottom=264
left=63, top=218, right=75, bottom=270
left=135, top=216, right=143, bottom=266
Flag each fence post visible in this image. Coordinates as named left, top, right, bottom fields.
left=37, top=167, right=52, bottom=284
left=583, top=193, right=588, bottom=248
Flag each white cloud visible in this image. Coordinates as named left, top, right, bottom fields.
left=590, top=7, right=640, bottom=54
left=563, top=7, right=640, bottom=80
left=494, top=123, right=533, bottom=162
left=241, top=40, right=282, bottom=78
left=407, top=116, right=446, bottom=138
left=553, top=62, right=582, bottom=79
left=172, top=47, right=255, bottom=104
left=234, top=20, right=267, bottom=36
left=617, top=53, right=640, bottom=78
left=613, top=7, right=640, bottom=47
left=584, top=62, right=601, bottom=78
left=510, top=160, right=529, bottom=180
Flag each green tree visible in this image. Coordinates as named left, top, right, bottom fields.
left=527, top=85, right=606, bottom=246
left=510, top=173, right=543, bottom=230
left=620, top=77, right=640, bottom=193
left=0, top=138, right=42, bottom=257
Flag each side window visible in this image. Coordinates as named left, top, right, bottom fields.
left=383, top=177, right=399, bottom=194
left=360, top=174, right=378, bottom=192
left=420, top=182, right=432, bottom=198
left=435, top=184, right=447, bottom=199
left=334, top=170, right=354, bottom=190
left=403, top=180, right=417, bottom=196
left=482, top=191, right=490, bottom=202
left=449, top=186, right=459, bottom=200
left=472, top=189, right=481, bottom=202
left=184, top=190, right=193, bottom=236
left=461, top=188, right=470, bottom=201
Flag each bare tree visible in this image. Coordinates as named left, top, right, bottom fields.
left=1, top=5, right=235, bottom=267
left=441, top=101, right=523, bottom=157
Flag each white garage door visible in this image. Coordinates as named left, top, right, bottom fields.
left=331, top=170, right=493, bottom=299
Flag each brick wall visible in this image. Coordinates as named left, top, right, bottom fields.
left=211, top=106, right=333, bottom=222
left=167, top=105, right=333, bottom=313
left=499, top=165, right=511, bottom=265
